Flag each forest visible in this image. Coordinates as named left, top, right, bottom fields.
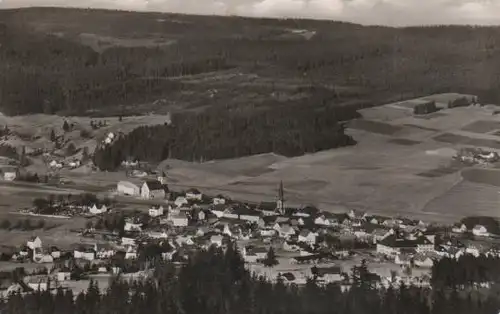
left=2, top=245, right=500, bottom=314
left=431, top=254, right=500, bottom=288
left=92, top=104, right=357, bottom=169
left=1, top=8, right=500, bottom=116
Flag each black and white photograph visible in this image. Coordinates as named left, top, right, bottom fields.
left=0, top=1, right=498, bottom=313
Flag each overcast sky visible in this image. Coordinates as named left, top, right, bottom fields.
left=0, top=0, right=499, bottom=26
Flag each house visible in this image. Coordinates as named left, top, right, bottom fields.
left=33, top=252, right=54, bottom=264
left=413, top=255, right=434, bottom=268
left=147, top=230, right=169, bottom=239
left=210, top=235, right=223, bottom=247
left=2, top=167, right=17, bottom=181
left=174, top=196, right=189, bottom=208
left=125, top=246, right=137, bottom=260
left=50, top=246, right=61, bottom=259
left=298, top=230, right=318, bottom=245
left=242, top=246, right=268, bottom=263
left=274, top=223, right=296, bottom=238
left=124, top=222, right=142, bottom=232
left=56, top=270, right=71, bottom=282
left=185, top=188, right=202, bottom=201
left=211, top=205, right=225, bottom=218
left=27, top=236, right=42, bottom=250
left=239, top=211, right=262, bottom=223
left=260, top=228, right=277, bottom=237
left=472, top=225, right=489, bottom=237
left=89, top=204, right=107, bottom=215
left=283, top=241, right=300, bottom=252
left=452, top=223, right=467, bottom=234
left=121, top=237, right=136, bottom=246
left=371, top=228, right=393, bottom=243
left=117, top=181, right=140, bottom=197
left=26, top=276, right=49, bottom=291
left=312, top=266, right=343, bottom=284
left=49, top=160, right=63, bottom=169
left=222, top=208, right=239, bottom=220
left=94, top=243, right=116, bottom=259
left=376, top=235, right=417, bottom=256
left=141, top=181, right=166, bottom=199
left=213, top=195, right=226, bottom=205
left=176, top=235, right=195, bottom=247
left=149, top=205, right=164, bottom=217
left=169, top=213, right=189, bottom=227
left=314, top=215, right=331, bottom=227
left=347, top=209, right=366, bottom=220
left=74, top=246, right=95, bottom=261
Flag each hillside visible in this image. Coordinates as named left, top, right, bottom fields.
left=0, top=8, right=500, bottom=116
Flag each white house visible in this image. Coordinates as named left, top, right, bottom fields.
left=121, top=237, right=136, bottom=246
left=147, top=230, right=169, bottom=239
left=174, top=196, right=189, bottom=208
left=313, top=266, right=343, bottom=284
left=89, top=204, right=107, bottom=215
left=117, top=181, right=140, bottom=197
left=176, top=235, right=194, bottom=246
left=185, top=189, right=202, bottom=201
left=149, top=205, right=164, bottom=217
left=169, top=213, right=189, bottom=227
left=2, top=167, right=17, bottom=181
left=452, top=224, right=467, bottom=234
left=125, top=247, right=138, bottom=260
left=26, top=277, right=49, bottom=291
left=240, top=213, right=261, bottom=223
left=50, top=247, right=61, bottom=259
left=27, top=236, right=42, bottom=250
left=210, top=235, right=223, bottom=247
left=260, top=228, right=277, bottom=237
left=298, top=230, right=318, bottom=245
left=141, top=181, right=166, bottom=199
left=211, top=205, right=225, bottom=218
left=213, top=195, right=226, bottom=205
left=274, top=223, right=296, bottom=238
left=74, top=249, right=95, bottom=261
left=414, top=255, right=434, bottom=268
left=472, top=225, right=489, bottom=237
left=314, top=215, right=331, bottom=227
left=56, top=271, right=71, bottom=282
left=124, top=222, right=143, bottom=232
left=283, top=241, right=300, bottom=252
left=33, top=252, right=54, bottom=264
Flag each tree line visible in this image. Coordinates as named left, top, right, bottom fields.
left=431, top=254, right=500, bottom=288
left=1, top=246, right=500, bottom=314
left=93, top=104, right=357, bottom=170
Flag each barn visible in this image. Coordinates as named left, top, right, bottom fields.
left=117, top=181, right=140, bottom=196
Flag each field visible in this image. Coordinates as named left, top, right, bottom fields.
left=2, top=94, right=500, bottom=237
left=138, top=95, right=500, bottom=223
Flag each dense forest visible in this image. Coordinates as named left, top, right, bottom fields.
left=93, top=104, right=357, bottom=169
left=432, top=254, right=500, bottom=288
left=1, top=8, right=500, bottom=115
left=2, top=246, right=500, bottom=314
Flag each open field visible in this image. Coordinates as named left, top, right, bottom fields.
left=2, top=95, right=500, bottom=224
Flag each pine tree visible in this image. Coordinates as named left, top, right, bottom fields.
left=262, top=247, right=278, bottom=267
left=63, top=120, right=70, bottom=132
left=50, top=129, right=56, bottom=142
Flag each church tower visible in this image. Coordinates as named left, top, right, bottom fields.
left=276, top=180, right=285, bottom=215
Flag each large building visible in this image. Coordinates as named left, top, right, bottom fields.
left=117, top=181, right=140, bottom=196
left=141, top=180, right=166, bottom=199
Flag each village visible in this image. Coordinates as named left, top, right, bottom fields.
left=1, top=173, right=500, bottom=298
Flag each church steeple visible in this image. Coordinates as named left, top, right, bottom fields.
left=277, top=180, right=285, bottom=214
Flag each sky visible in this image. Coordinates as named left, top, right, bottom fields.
left=0, top=0, right=500, bottom=26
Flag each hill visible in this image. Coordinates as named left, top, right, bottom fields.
left=1, top=7, right=500, bottom=116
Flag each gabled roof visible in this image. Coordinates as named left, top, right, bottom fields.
left=314, top=266, right=342, bottom=276
left=143, top=180, right=163, bottom=191
left=187, top=188, right=201, bottom=194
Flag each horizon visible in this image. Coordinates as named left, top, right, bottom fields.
left=0, top=1, right=499, bottom=27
